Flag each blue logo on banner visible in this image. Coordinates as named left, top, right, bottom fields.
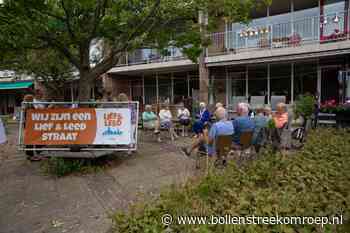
left=102, top=127, right=123, bottom=136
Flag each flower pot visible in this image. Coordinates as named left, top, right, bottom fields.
left=336, top=111, right=350, bottom=128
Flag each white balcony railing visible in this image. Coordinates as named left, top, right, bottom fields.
left=208, top=10, right=350, bottom=56
left=115, top=10, right=350, bottom=67
left=116, top=47, right=186, bottom=67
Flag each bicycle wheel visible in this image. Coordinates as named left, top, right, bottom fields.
left=291, top=127, right=305, bottom=149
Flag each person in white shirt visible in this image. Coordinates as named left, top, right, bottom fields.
left=177, top=103, right=191, bottom=136
left=159, top=104, right=178, bottom=140
left=33, top=90, right=46, bottom=109
left=0, top=117, right=7, bottom=145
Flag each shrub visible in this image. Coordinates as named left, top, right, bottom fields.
left=294, top=94, right=316, bottom=119
left=41, top=157, right=104, bottom=177
left=112, top=128, right=350, bottom=233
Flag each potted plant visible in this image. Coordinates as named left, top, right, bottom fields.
left=319, top=100, right=350, bottom=127
left=294, top=94, right=316, bottom=130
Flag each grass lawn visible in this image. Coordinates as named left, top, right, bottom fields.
left=112, top=128, right=350, bottom=233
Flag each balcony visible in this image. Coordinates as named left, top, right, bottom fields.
left=116, top=47, right=186, bottom=67
left=208, top=10, right=350, bottom=57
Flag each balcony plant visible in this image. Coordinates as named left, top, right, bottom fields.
left=320, top=100, right=350, bottom=127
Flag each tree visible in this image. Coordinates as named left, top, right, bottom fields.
left=0, top=0, right=270, bottom=101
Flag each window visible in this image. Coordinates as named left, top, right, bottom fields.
left=248, top=65, right=268, bottom=97
left=158, top=74, right=172, bottom=103
left=144, top=75, right=157, bottom=104
left=270, top=63, right=291, bottom=103
left=293, top=61, right=318, bottom=100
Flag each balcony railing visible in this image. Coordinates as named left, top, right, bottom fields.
left=116, top=47, right=186, bottom=67
left=208, top=10, right=350, bottom=56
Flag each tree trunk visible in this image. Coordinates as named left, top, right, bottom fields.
left=78, top=73, right=93, bottom=101
left=78, top=44, right=93, bottom=101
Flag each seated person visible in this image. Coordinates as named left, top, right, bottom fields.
left=142, top=105, right=161, bottom=142
left=177, top=103, right=191, bottom=136
left=232, top=103, right=255, bottom=145
left=159, top=104, right=178, bottom=140
left=182, top=107, right=234, bottom=162
left=273, top=103, right=289, bottom=129
left=177, top=103, right=191, bottom=126
left=192, top=102, right=211, bottom=135
left=252, top=106, right=269, bottom=145
left=264, top=106, right=273, bottom=119
left=271, top=103, right=289, bottom=149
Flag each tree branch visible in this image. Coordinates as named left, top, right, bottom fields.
left=39, top=34, right=80, bottom=68
left=60, top=0, right=77, bottom=41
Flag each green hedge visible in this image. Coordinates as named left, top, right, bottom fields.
left=112, top=128, right=350, bottom=233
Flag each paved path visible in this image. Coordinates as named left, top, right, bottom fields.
left=0, top=125, right=196, bottom=233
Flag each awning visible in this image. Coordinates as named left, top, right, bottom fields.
left=0, top=81, right=33, bottom=90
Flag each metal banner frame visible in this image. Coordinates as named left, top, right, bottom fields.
left=18, top=101, right=139, bottom=152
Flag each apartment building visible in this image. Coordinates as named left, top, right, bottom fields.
left=106, top=0, right=350, bottom=109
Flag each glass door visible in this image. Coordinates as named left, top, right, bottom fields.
left=320, top=0, right=348, bottom=41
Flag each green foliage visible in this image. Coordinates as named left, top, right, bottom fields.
left=0, top=0, right=269, bottom=100
left=41, top=157, right=104, bottom=177
left=112, top=128, right=350, bottom=233
left=294, top=95, right=316, bottom=119
left=267, top=118, right=276, bottom=129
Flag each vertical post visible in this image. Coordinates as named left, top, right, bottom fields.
left=267, top=64, right=271, bottom=105
left=245, top=65, right=249, bottom=99
left=225, top=67, right=229, bottom=106
left=156, top=72, right=159, bottom=104
left=291, top=0, right=295, bottom=35
left=126, top=51, right=129, bottom=66
left=171, top=72, right=174, bottom=103
left=291, top=63, right=294, bottom=104
left=129, top=80, right=132, bottom=100
left=199, top=10, right=209, bottom=103
left=142, top=74, right=145, bottom=105
left=187, top=72, right=190, bottom=97
left=317, top=61, right=322, bottom=104
left=71, top=82, right=74, bottom=103
left=225, top=20, right=228, bottom=52
left=319, top=0, right=324, bottom=41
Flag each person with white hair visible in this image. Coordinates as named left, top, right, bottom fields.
left=142, top=105, right=162, bottom=142
left=177, top=102, right=191, bottom=136
left=182, top=107, right=233, bottom=160
left=159, top=103, right=178, bottom=140
left=232, top=102, right=255, bottom=145
left=0, top=117, right=7, bottom=145
left=192, top=102, right=211, bottom=135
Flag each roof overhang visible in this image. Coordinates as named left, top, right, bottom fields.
left=206, top=40, right=350, bottom=67
left=0, top=81, right=33, bottom=90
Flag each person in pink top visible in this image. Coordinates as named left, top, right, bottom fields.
left=273, top=103, right=288, bottom=129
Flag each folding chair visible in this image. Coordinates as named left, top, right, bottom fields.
left=235, top=131, right=253, bottom=164
left=214, top=135, right=233, bottom=169
left=250, top=96, right=265, bottom=109
left=271, top=96, right=286, bottom=111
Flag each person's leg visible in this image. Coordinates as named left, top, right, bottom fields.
left=154, top=120, right=160, bottom=133
left=182, top=134, right=204, bottom=156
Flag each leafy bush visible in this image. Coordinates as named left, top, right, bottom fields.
left=112, top=128, right=350, bottom=233
left=294, top=94, right=316, bottom=119
left=41, top=157, right=103, bottom=177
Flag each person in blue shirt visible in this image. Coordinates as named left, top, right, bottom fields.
left=252, top=106, right=269, bottom=145
left=232, top=103, right=255, bottom=145
left=182, top=107, right=234, bottom=159
left=192, top=102, right=211, bottom=135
